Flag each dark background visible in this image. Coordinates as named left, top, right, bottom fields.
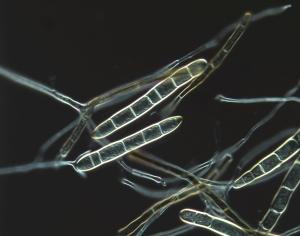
left=0, top=1, right=300, bottom=235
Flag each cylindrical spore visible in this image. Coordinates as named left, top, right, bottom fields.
left=75, top=116, right=182, bottom=172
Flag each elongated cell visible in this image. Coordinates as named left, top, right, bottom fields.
left=259, top=157, right=300, bottom=232
left=215, top=94, right=300, bottom=104
left=118, top=161, right=250, bottom=236
left=233, top=129, right=300, bottom=189
left=177, top=12, right=252, bottom=100
left=92, top=59, right=207, bottom=139
left=0, top=65, right=85, bottom=111
left=0, top=4, right=291, bottom=180
left=179, top=209, right=248, bottom=236
left=74, top=116, right=182, bottom=172
left=150, top=224, right=194, bottom=236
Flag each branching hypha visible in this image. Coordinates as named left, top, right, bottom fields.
left=118, top=78, right=300, bottom=236
left=179, top=20, right=300, bottom=236
left=114, top=4, right=299, bottom=235
left=0, top=4, right=254, bottom=176
left=207, top=90, right=300, bottom=235
left=0, top=3, right=296, bottom=236
left=0, top=63, right=183, bottom=177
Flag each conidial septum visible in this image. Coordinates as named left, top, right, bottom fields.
left=91, top=59, right=207, bottom=140
left=74, top=116, right=183, bottom=172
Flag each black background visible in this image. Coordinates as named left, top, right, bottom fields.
left=1, top=1, right=300, bottom=235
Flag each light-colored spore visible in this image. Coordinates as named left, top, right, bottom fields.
left=259, top=157, right=300, bottom=232
left=92, top=59, right=207, bottom=139
left=179, top=209, right=248, bottom=236
left=74, top=116, right=182, bottom=172
left=233, top=129, right=300, bottom=189
left=93, top=11, right=251, bottom=140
